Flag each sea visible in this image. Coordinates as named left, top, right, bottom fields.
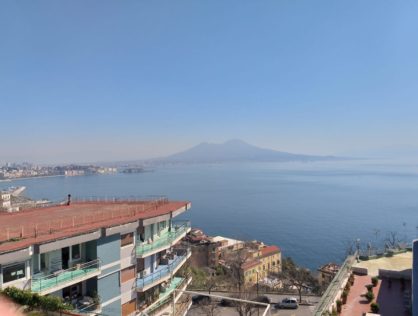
left=2, top=159, right=418, bottom=270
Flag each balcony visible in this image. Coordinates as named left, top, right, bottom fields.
left=31, top=259, right=101, bottom=295
left=137, top=249, right=191, bottom=291
left=136, top=221, right=191, bottom=258
left=139, top=276, right=191, bottom=316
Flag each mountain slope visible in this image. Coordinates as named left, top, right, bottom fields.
left=157, top=139, right=339, bottom=163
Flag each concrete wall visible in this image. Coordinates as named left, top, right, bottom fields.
left=413, top=240, right=418, bottom=316
left=97, top=234, right=121, bottom=315
left=98, top=271, right=120, bottom=304
left=102, top=297, right=122, bottom=316
left=97, top=234, right=120, bottom=267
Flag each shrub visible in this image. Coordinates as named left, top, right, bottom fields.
left=365, top=291, right=374, bottom=302
left=365, top=284, right=373, bottom=292
left=1, top=287, right=71, bottom=312
left=348, top=273, right=355, bottom=286
left=345, top=282, right=351, bottom=292
left=371, top=276, right=379, bottom=287
left=336, top=299, right=342, bottom=313
left=371, top=302, right=380, bottom=313
left=2, top=287, right=33, bottom=306
left=341, top=290, right=348, bottom=304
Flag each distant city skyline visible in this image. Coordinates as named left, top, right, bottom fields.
left=1, top=1, right=418, bottom=164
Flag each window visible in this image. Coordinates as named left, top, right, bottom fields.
left=160, top=221, right=166, bottom=230
left=40, top=253, right=46, bottom=269
left=121, top=232, right=134, bottom=247
left=3, top=263, right=26, bottom=283
left=121, top=265, right=136, bottom=283
left=72, top=244, right=81, bottom=260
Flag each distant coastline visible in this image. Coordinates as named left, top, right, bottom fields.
left=0, top=174, right=65, bottom=183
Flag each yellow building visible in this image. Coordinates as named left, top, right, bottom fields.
left=242, top=245, right=281, bottom=284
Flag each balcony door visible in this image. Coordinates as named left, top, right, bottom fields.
left=62, top=247, right=70, bottom=270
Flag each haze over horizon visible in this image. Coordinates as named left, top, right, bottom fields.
left=1, top=1, right=418, bottom=164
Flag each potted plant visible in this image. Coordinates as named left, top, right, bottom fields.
left=370, top=302, right=380, bottom=313
left=371, top=276, right=378, bottom=287
left=349, top=273, right=355, bottom=286
left=336, top=299, right=342, bottom=313
left=365, top=284, right=373, bottom=292
left=341, top=290, right=348, bottom=304
left=365, top=291, right=374, bottom=302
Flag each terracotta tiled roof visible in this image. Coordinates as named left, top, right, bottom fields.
left=241, top=259, right=261, bottom=271
left=260, top=245, right=280, bottom=257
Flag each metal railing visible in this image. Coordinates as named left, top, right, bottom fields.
left=136, top=221, right=191, bottom=256
left=174, top=295, right=192, bottom=316
left=142, top=277, right=191, bottom=316
left=72, top=196, right=168, bottom=204
left=313, top=253, right=356, bottom=315
left=31, top=259, right=100, bottom=293
left=137, top=249, right=191, bottom=289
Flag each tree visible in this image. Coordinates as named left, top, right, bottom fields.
left=279, top=257, right=318, bottom=303
left=224, top=248, right=249, bottom=292
left=233, top=289, right=257, bottom=316
left=199, top=299, right=220, bottom=316
left=385, top=231, right=402, bottom=249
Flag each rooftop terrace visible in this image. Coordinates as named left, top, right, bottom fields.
left=353, top=251, right=412, bottom=276
left=0, top=197, right=190, bottom=254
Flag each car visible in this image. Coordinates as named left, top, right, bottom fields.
left=275, top=297, right=298, bottom=309
left=219, top=298, right=237, bottom=307
left=253, top=296, right=271, bottom=304
left=192, top=295, right=211, bottom=305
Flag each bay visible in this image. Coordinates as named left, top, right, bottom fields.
left=3, top=160, right=418, bottom=270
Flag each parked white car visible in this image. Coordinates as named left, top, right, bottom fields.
left=276, top=297, right=299, bottom=309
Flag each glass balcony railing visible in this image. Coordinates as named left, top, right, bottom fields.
left=31, top=259, right=100, bottom=293
left=137, top=249, right=190, bottom=290
left=136, top=221, right=191, bottom=257
left=139, top=276, right=190, bottom=316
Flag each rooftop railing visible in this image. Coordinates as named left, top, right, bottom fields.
left=137, top=249, right=191, bottom=290
left=31, top=259, right=100, bottom=293
left=136, top=221, right=191, bottom=257
left=0, top=196, right=172, bottom=243
left=313, top=253, right=356, bottom=315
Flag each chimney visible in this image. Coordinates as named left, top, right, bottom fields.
left=67, top=194, right=71, bottom=206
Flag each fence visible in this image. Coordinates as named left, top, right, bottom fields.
left=0, top=196, right=169, bottom=243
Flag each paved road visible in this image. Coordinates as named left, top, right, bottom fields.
left=186, top=291, right=320, bottom=316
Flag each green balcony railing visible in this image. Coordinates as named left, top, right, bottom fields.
left=136, top=221, right=190, bottom=257
left=31, top=259, right=100, bottom=293
left=138, top=275, right=191, bottom=316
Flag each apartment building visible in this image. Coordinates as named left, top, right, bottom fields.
left=0, top=197, right=192, bottom=316
left=0, top=190, right=11, bottom=211
left=242, top=245, right=281, bottom=285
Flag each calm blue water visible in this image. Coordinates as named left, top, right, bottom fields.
left=2, top=160, right=418, bottom=270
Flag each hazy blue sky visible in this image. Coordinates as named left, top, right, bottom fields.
left=1, top=1, right=418, bottom=163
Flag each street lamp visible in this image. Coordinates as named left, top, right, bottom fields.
left=256, top=271, right=259, bottom=296
left=356, top=239, right=361, bottom=262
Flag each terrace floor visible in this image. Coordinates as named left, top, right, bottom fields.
left=352, top=252, right=412, bottom=276
left=341, top=275, right=410, bottom=316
